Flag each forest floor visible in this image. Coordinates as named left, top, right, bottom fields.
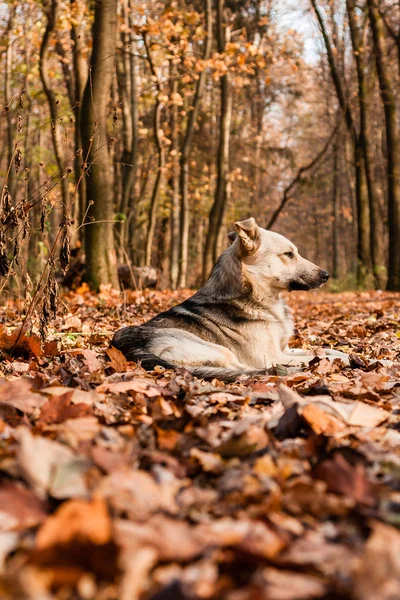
left=0, top=288, right=399, bottom=599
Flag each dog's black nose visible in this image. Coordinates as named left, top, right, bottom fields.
left=320, top=270, right=330, bottom=282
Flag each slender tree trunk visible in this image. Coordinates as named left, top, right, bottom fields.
left=70, top=0, right=88, bottom=232
left=39, top=0, right=70, bottom=218
left=145, top=105, right=164, bottom=266
left=143, top=33, right=165, bottom=266
left=126, top=6, right=140, bottom=261
left=23, top=18, right=38, bottom=266
left=158, top=213, right=170, bottom=285
left=116, top=10, right=132, bottom=259
left=368, top=0, right=400, bottom=290
left=178, top=0, right=212, bottom=288
left=81, top=0, right=119, bottom=289
left=203, top=0, right=232, bottom=281
left=117, top=0, right=138, bottom=259
left=170, top=62, right=180, bottom=290
left=55, top=38, right=75, bottom=107
left=4, top=8, right=16, bottom=201
left=378, top=2, right=400, bottom=80
left=332, top=137, right=340, bottom=279
left=354, top=142, right=373, bottom=280
left=347, top=0, right=385, bottom=287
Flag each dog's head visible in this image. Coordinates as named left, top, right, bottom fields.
left=228, top=217, right=329, bottom=293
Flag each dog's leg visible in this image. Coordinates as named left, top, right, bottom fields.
left=322, top=348, right=350, bottom=364
left=279, top=348, right=316, bottom=367
left=150, top=329, right=266, bottom=381
left=280, top=348, right=350, bottom=366
left=150, top=329, right=248, bottom=369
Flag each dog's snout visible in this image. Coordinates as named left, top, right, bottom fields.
left=320, top=270, right=330, bottom=282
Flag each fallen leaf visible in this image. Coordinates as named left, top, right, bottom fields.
left=0, top=482, right=48, bottom=530
left=66, top=348, right=102, bottom=373
left=302, top=403, right=346, bottom=435
left=313, top=452, right=375, bottom=506
left=0, top=378, right=46, bottom=414
left=97, top=377, right=166, bottom=397
left=261, top=568, right=326, bottom=600
left=16, top=427, right=90, bottom=499
left=106, top=346, right=128, bottom=372
left=353, top=521, right=400, bottom=600
left=216, top=424, right=268, bottom=457
left=36, top=497, right=111, bottom=549
left=0, top=326, right=43, bottom=358
left=61, top=315, right=82, bottom=331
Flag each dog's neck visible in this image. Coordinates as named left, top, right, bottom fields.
left=198, top=246, right=283, bottom=312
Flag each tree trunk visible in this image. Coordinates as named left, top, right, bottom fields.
left=39, top=0, right=70, bottom=218
left=178, top=0, right=213, bottom=288
left=117, top=0, right=138, bottom=258
left=368, top=0, right=400, bottom=290
left=116, top=11, right=132, bottom=259
left=347, top=0, right=385, bottom=287
left=203, top=0, right=232, bottom=281
left=145, top=104, right=164, bottom=266
left=81, top=0, right=119, bottom=290
left=4, top=8, right=16, bottom=202
left=170, top=62, right=180, bottom=290
left=70, top=0, right=88, bottom=232
left=354, top=142, right=373, bottom=280
left=332, top=136, right=340, bottom=279
left=143, top=33, right=165, bottom=267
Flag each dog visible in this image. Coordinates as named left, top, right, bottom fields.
left=112, top=217, right=347, bottom=381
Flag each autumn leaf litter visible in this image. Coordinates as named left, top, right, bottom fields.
left=0, top=288, right=399, bottom=599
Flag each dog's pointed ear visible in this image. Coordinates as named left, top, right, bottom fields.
left=234, top=217, right=260, bottom=254
left=227, top=231, right=237, bottom=245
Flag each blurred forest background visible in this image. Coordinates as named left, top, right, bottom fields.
left=1, top=0, right=400, bottom=305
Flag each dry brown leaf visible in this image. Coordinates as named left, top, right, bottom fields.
left=60, top=315, right=82, bottom=331
left=97, top=470, right=179, bottom=519
left=38, top=391, right=91, bottom=424
left=0, top=326, right=43, bottom=358
left=280, top=528, right=357, bottom=576
left=261, top=568, right=326, bottom=600
left=216, top=424, right=269, bottom=458
left=97, top=377, right=166, bottom=397
left=0, top=378, right=47, bottom=414
left=115, top=515, right=205, bottom=562
left=66, top=348, right=102, bottom=373
left=16, top=427, right=90, bottom=499
left=302, top=403, right=346, bottom=435
left=190, top=448, right=224, bottom=473
left=36, top=497, right=111, bottom=550
left=0, top=482, right=48, bottom=530
left=198, top=518, right=286, bottom=559
left=106, top=346, right=128, bottom=372
left=353, top=521, right=400, bottom=600
left=313, top=453, right=375, bottom=506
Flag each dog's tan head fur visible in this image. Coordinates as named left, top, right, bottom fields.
left=228, top=217, right=329, bottom=296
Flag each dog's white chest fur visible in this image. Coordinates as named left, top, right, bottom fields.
left=233, top=298, right=294, bottom=368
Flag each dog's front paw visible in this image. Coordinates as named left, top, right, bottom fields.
left=322, top=348, right=350, bottom=365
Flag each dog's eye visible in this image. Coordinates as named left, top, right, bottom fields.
left=284, top=251, right=294, bottom=259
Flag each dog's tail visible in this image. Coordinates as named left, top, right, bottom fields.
left=111, top=326, right=177, bottom=370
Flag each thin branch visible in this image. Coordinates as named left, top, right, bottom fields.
left=266, top=118, right=341, bottom=230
